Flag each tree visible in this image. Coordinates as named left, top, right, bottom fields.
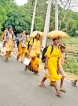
left=34, top=16, right=44, bottom=31
left=0, top=6, right=7, bottom=34
left=58, top=0, right=78, bottom=32
left=68, top=13, right=78, bottom=36
left=0, top=0, right=14, bottom=34
left=4, top=8, right=32, bottom=34
left=1, top=0, right=78, bottom=37
left=2, top=0, right=34, bottom=34
left=34, top=0, right=47, bottom=31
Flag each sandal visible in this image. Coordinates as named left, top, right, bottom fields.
left=5, top=59, right=8, bottom=62
left=38, top=84, right=46, bottom=88
left=24, top=66, right=28, bottom=71
left=71, top=80, right=77, bottom=87
left=59, top=89, right=66, bottom=93
left=55, top=92, right=61, bottom=97
left=33, top=72, right=39, bottom=76
left=21, top=61, right=23, bottom=63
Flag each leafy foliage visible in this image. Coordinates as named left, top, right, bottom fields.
left=0, top=0, right=78, bottom=36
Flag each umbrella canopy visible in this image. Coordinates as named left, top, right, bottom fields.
left=47, top=30, right=68, bottom=39
left=30, top=31, right=44, bottom=39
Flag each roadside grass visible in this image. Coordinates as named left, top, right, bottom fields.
left=64, top=58, right=78, bottom=74
left=62, top=36, right=78, bottom=52
left=62, top=36, right=78, bottom=44
left=61, top=36, right=78, bottom=74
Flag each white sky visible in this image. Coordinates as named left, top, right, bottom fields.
left=15, top=0, right=78, bottom=12
left=15, top=0, right=27, bottom=6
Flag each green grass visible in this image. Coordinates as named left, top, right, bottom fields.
left=64, top=58, right=78, bottom=74
left=62, top=36, right=78, bottom=44
left=51, top=36, right=78, bottom=74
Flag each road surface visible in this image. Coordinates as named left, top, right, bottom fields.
left=0, top=55, right=78, bottom=106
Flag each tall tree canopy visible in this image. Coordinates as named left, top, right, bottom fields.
left=0, top=0, right=78, bottom=36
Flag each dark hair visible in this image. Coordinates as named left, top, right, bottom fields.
left=37, top=33, right=40, bottom=36
left=21, top=30, right=25, bottom=33
left=60, top=43, right=66, bottom=48
left=36, top=33, right=40, bottom=37
left=53, top=37, right=59, bottom=41
left=34, top=33, right=40, bottom=39
left=8, top=25, right=12, bottom=30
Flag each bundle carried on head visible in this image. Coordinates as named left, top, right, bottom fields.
left=47, top=30, right=68, bottom=39
left=30, top=31, right=44, bottom=39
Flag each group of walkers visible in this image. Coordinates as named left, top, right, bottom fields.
left=1, top=25, right=78, bottom=97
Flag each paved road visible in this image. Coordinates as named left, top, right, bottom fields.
left=0, top=55, right=78, bottom=106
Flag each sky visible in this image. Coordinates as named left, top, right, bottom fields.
left=15, top=0, right=27, bottom=6
left=15, top=0, right=78, bottom=12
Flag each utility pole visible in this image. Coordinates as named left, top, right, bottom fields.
left=42, top=0, right=52, bottom=48
left=55, top=0, right=58, bottom=30
left=30, top=0, right=37, bottom=35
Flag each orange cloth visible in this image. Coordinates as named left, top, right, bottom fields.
left=30, top=57, right=40, bottom=72
left=6, top=51, right=11, bottom=59
left=29, top=38, right=41, bottom=73
left=59, top=52, right=65, bottom=69
left=18, top=35, right=26, bottom=54
left=17, top=36, right=26, bottom=62
left=17, top=42, right=25, bottom=62
left=5, top=33, right=13, bottom=52
left=18, top=42, right=25, bottom=54
left=29, top=39, right=41, bottom=57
